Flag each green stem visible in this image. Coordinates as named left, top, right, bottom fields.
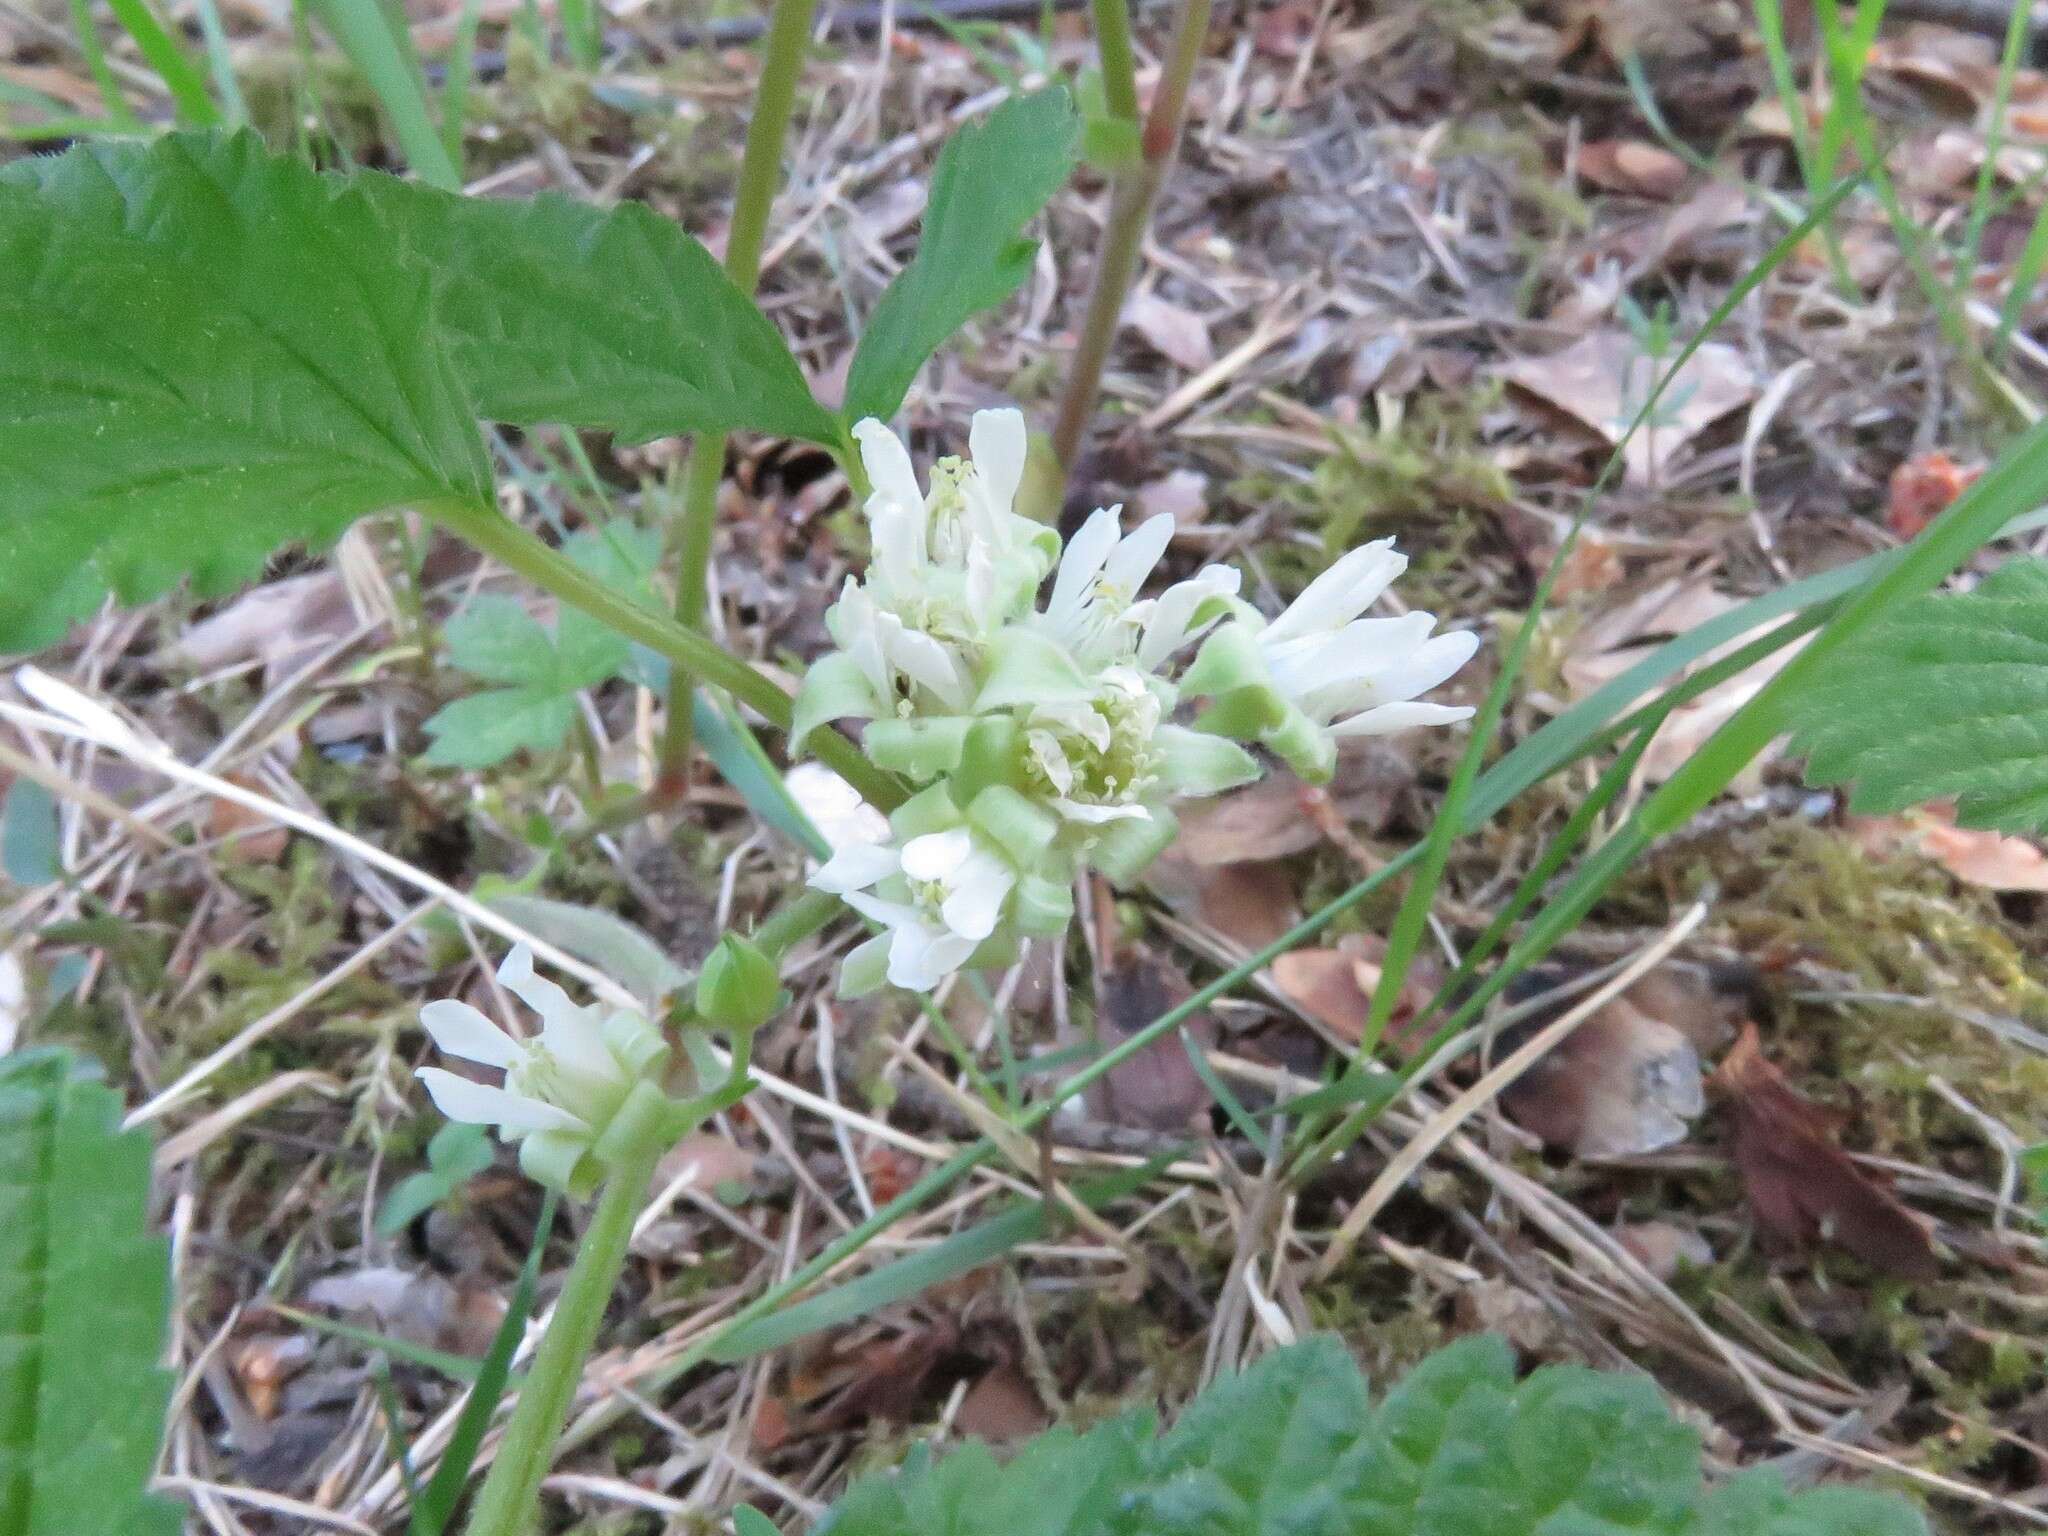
left=431, top=499, right=905, bottom=811
left=659, top=0, right=822, bottom=792
left=460, top=1129, right=665, bottom=1536
left=1051, top=0, right=1212, bottom=472
left=1090, top=0, right=1140, bottom=124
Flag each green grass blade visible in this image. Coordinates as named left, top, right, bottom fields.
left=409, top=1192, right=557, bottom=1535
left=190, top=0, right=250, bottom=127
left=1350, top=170, right=1863, bottom=1063
left=558, top=0, right=601, bottom=71
left=103, top=0, right=221, bottom=125
left=62, top=0, right=139, bottom=128
left=708, top=1158, right=1168, bottom=1361
left=439, top=0, right=484, bottom=177
left=1956, top=0, right=2030, bottom=294
left=307, top=0, right=462, bottom=190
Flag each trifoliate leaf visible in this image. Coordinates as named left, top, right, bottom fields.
left=0, top=1048, right=180, bottom=1536
left=0, top=131, right=491, bottom=651
left=353, top=176, right=839, bottom=445
left=422, top=527, right=662, bottom=768
left=811, top=1334, right=1926, bottom=1536
left=842, top=87, right=1079, bottom=424
left=1795, top=558, right=2048, bottom=832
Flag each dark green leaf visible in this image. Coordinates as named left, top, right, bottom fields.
left=810, top=1334, right=1928, bottom=1536
left=842, top=88, right=1079, bottom=423
left=0, top=1048, right=180, bottom=1536
left=0, top=131, right=490, bottom=651
left=353, top=177, right=838, bottom=444
left=1795, top=558, right=2048, bottom=831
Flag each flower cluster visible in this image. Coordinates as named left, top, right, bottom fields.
left=795, top=409, right=1478, bottom=996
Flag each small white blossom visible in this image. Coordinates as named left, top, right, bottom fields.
left=417, top=945, right=667, bottom=1194
left=1258, top=540, right=1478, bottom=739
left=810, top=828, right=1015, bottom=992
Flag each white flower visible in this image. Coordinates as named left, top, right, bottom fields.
left=1037, top=507, right=1174, bottom=664
left=417, top=945, right=667, bottom=1193
left=851, top=408, right=1055, bottom=623
left=1023, top=668, right=1164, bottom=825
left=1258, top=539, right=1478, bottom=739
left=810, top=827, right=1015, bottom=992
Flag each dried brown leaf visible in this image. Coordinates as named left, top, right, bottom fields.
left=1500, top=331, right=1759, bottom=484
left=1123, top=289, right=1215, bottom=372
left=1578, top=139, right=1689, bottom=199
left=1174, top=745, right=1412, bottom=865
left=1711, top=1024, right=1939, bottom=1279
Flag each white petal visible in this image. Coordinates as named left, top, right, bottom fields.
left=901, top=827, right=975, bottom=883
left=854, top=418, right=925, bottom=516
left=417, top=1068, right=587, bottom=1134
left=1138, top=565, right=1240, bottom=670
left=497, top=945, right=576, bottom=1033
left=1103, top=513, right=1175, bottom=595
left=419, top=1000, right=520, bottom=1068
left=886, top=923, right=979, bottom=991
left=1262, top=540, right=1406, bottom=645
left=1052, top=798, right=1151, bottom=823
left=1330, top=701, right=1476, bottom=737
left=1347, top=628, right=1479, bottom=706
left=969, top=408, right=1027, bottom=515
left=868, top=502, right=927, bottom=594
left=841, top=890, right=926, bottom=932
left=938, top=852, right=1013, bottom=940
left=882, top=623, right=970, bottom=709
left=811, top=842, right=902, bottom=895
left=1047, top=509, right=1120, bottom=621
left=1267, top=614, right=1437, bottom=701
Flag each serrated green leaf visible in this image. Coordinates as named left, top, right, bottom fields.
left=440, top=595, right=563, bottom=687
left=0, top=1048, right=180, bottom=1536
left=1794, top=557, right=2048, bottom=832
left=424, top=527, right=663, bottom=768
left=842, top=88, right=1079, bottom=423
left=0, top=131, right=491, bottom=651
left=352, top=177, right=838, bottom=445
left=810, top=1335, right=1927, bottom=1536
left=420, top=688, right=578, bottom=768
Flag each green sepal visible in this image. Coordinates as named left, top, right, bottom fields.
left=889, top=781, right=968, bottom=842
left=1153, top=723, right=1260, bottom=796
left=839, top=933, right=892, bottom=998
left=954, top=715, right=1029, bottom=801
left=864, top=716, right=974, bottom=781
left=790, top=651, right=878, bottom=750
left=1089, top=807, right=1178, bottom=883
left=1179, top=621, right=1271, bottom=702
left=592, top=1079, right=676, bottom=1169
left=1192, top=691, right=1336, bottom=784
left=967, top=783, right=1061, bottom=870
left=1013, top=872, right=1075, bottom=935
left=695, top=934, right=784, bottom=1035
left=603, top=1009, right=672, bottom=1082
left=520, top=1130, right=598, bottom=1199
left=974, top=627, right=1094, bottom=712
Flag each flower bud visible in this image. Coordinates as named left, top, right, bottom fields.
left=695, top=934, right=782, bottom=1035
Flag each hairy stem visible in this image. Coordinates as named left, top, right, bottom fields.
left=433, top=499, right=904, bottom=810
left=1051, top=0, right=1212, bottom=472
left=459, top=1129, right=664, bottom=1536
left=659, top=0, right=822, bottom=792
